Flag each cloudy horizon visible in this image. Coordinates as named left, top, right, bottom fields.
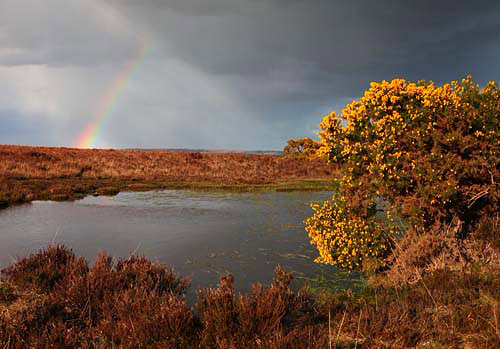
left=1, top=0, right=500, bottom=150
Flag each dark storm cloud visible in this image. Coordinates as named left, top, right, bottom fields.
left=120, top=0, right=500, bottom=77
left=1, top=0, right=500, bottom=149
left=114, top=0, right=500, bottom=108
left=0, top=0, right=138, bottom=67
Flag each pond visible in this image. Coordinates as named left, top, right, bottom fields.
left=0, top=190, right=362, bottom=296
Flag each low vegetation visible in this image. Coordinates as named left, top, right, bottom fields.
left=1, top=245, right=500, bottom=347
left=0, top=145, right=337, bottom=209
left=2, top=76, right=499, bottom=347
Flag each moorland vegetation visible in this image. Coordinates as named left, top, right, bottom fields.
left=1, top=245, right=500, bottom=347
left=1, top=76, right=500, bottom=347
left=0, top=146, right=336, bottom=209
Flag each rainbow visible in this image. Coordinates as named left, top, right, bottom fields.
left=74, top=40, right=150, bottom=149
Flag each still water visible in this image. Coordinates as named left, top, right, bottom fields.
left=0, top=190, right=360, bottom=294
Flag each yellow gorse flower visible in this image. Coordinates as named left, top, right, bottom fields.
left=306, top=76, right=500, bottom=271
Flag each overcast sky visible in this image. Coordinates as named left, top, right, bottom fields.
left=1, top=0, right=500, bottom=150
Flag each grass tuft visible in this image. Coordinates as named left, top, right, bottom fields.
left=2, top=245, right=500, bottom=347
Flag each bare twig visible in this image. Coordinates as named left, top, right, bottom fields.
left=488, top=170, right=496, bottom=184
left=130, top=242, right=142, bottom=257
left=468, top=189, right=489, bottom=208
left=329, top=309, right=332, bottom=349
left=51, top=227, right=61, bottom=245
left=335, top=310, right=347, bottom=347
left=355, top=309, right=362, bottom=349
left=415, top=267, right=438, bottom=311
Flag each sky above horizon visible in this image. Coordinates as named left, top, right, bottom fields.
left=1, top=0, right=500, bottom=150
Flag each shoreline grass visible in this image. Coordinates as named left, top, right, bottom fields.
left=0, top=145, right=338, bottom=209
left=0, top=178, right=337, bottom=209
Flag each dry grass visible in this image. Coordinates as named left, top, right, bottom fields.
left=370, top=215, right=500, bottom=288
left=0, top=145, right=337, bottom=207
left=2, top=245, right=500, bottom=348
left=0, top=145, right=334, bottom=183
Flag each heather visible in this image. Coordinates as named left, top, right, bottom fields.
left=1, top=245, right=500, bottom=347
left=2, top=76, right=500, bottom=347
left=0, top=145, right=337, bottom=209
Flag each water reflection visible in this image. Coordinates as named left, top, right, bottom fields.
left=0, top=190, right=361, bottom=295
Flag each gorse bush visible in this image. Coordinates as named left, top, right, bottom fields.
left=283, top=138, right=322, bottom=159
left=307, top=195, right=393, bottom=270
left=306, top=76, right=500, bottom=271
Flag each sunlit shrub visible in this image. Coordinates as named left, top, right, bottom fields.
left=2, top=246, right=500, bottom=347
left=284, top=137, right=322, bottom=159
left=0, top=249, right=322, bottom=347
left=0, top=246, right=193, bottom=347
left=197, top=265, right=317, bottom=346
left=305, top=194, right=394, bottom=270
left=1, top=245, right=87, bottom=292
left=307, top=76, right=500, bottom=271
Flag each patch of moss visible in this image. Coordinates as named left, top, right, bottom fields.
left=95, top=186, right=120, bottom=196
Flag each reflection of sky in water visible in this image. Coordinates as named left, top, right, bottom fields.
left=0, top=190, right=362, bottom=298
left=80, top=190, right=237, bottom=210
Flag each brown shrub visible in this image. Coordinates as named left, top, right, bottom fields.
left=3, top=246, right=500, bottom=348
left=1, top=245, right=87, bottom=292
left=196, top=266, right=320, bottom=347
left=0, top=246, right=193, bottom=347
left=372, top=215, right=500, bottom=287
